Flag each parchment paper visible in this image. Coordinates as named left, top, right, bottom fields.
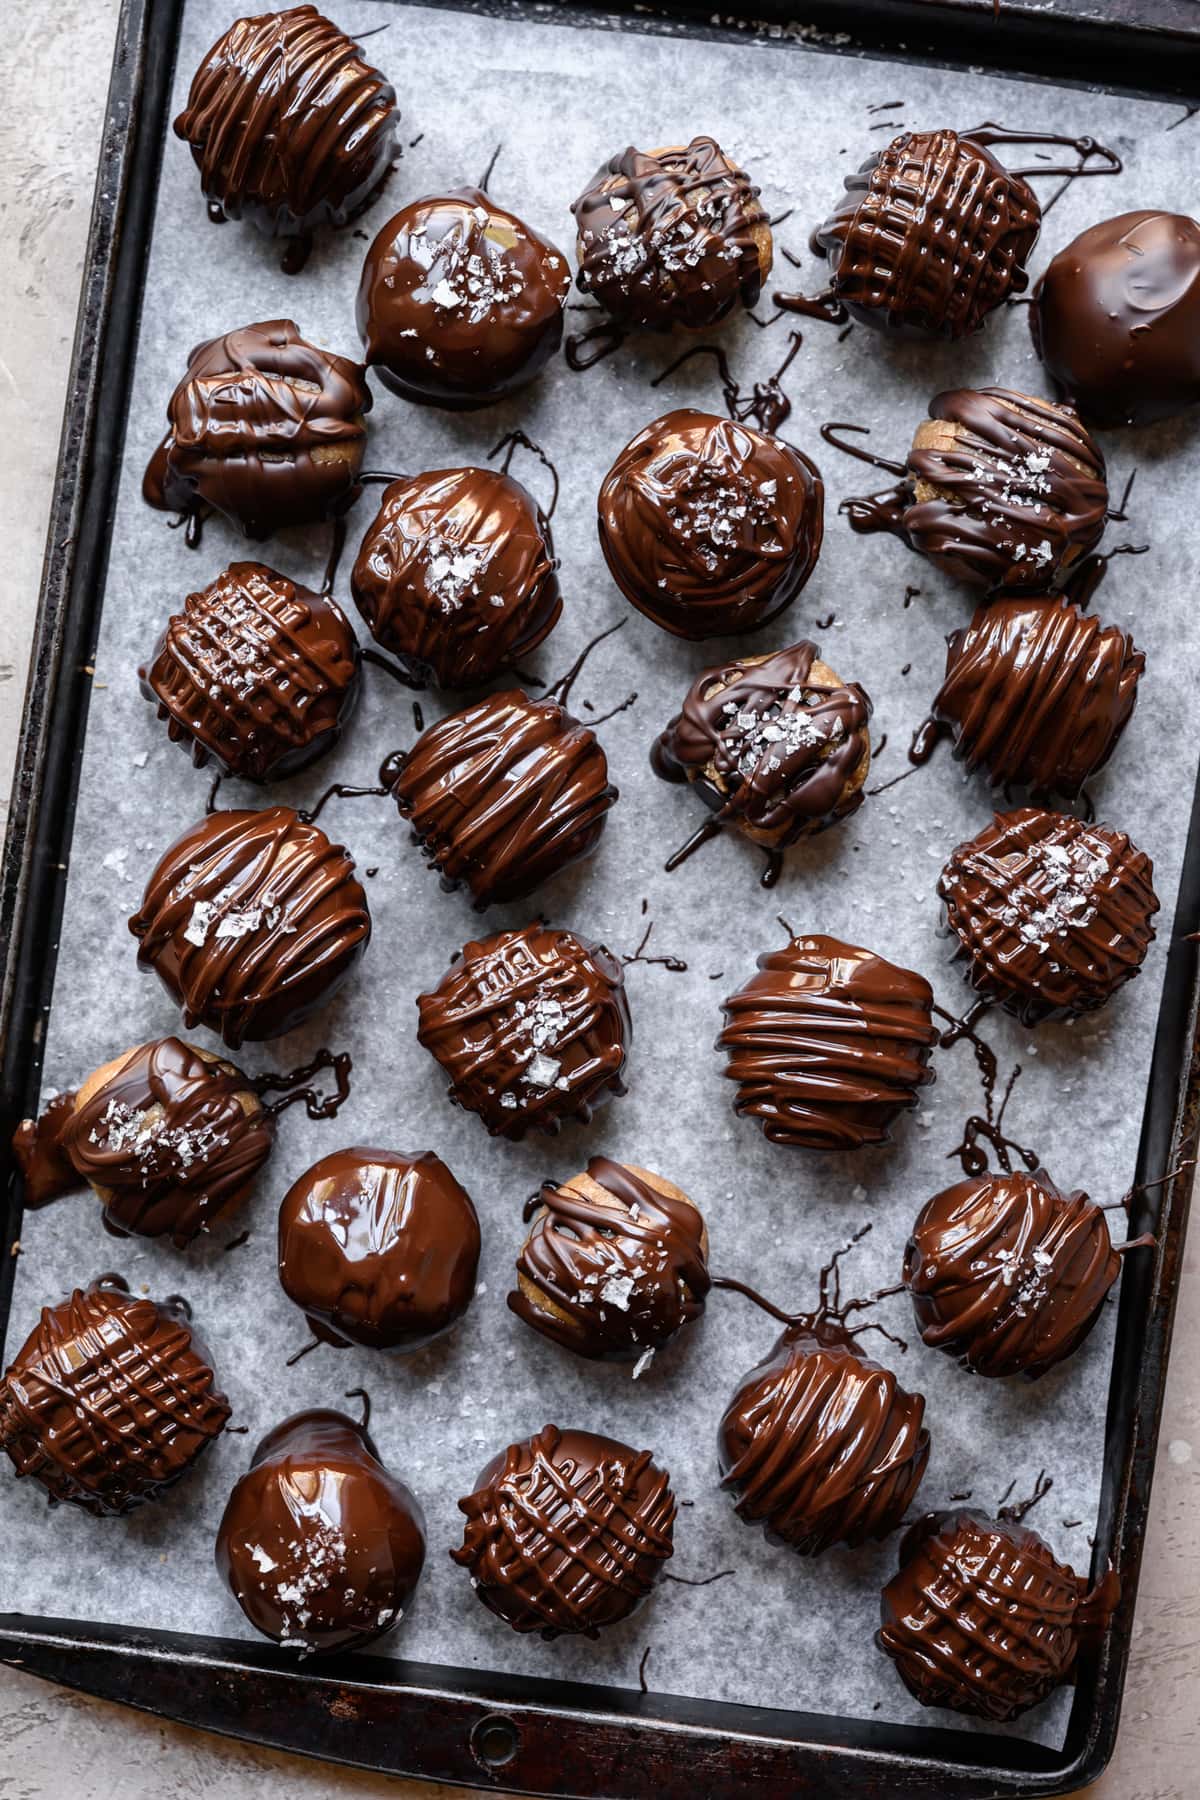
left=5, top=0, right=1200, bottom=1752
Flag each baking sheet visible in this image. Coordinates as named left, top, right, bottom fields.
left=4, top=0, right=1200, bottom=1753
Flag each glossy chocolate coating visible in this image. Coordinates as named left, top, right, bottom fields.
left=278, top=1147, right=480, bottom=1353
left=13, top=1038, right=274, bottom=1246
left=719, top=934, right=938, bottom=1150
left=416, top=925, right=631, bottom=1139
left=850, top=389, right=1108, bottom=592
left=143, top=321, right=370, bottom=540
left=653, top=641, right=872, bottom=847
left=878, top=1510, right=1117, bottom=1720
left=0, top=1281, right=229, bottom=1514
left=357, top=187, right=569, bottom=409
left=815, top=129, right=1039, bottom=338
left=452, top=1423, right=675, bottom=1637
left=129, top=806, right=370, bottom=1048
left=350, top=468, right=561, bottom=687
left=141, top=562, right=361, bottom=781
left=904, top=1168, right=1120, bottom=1379
left=929, top=597, right=1143, bottom=799
left=1031, top=210, right=1200, bottom=427
left=572, top=137, right=771, bottom=332
left=719, top=1325, right=930, bottom=1554
left=509, top=1159, right=710, bottom=1364
left=390, top=690, right=616, bottom=909
left=174, top=6, right=397, bottom=241
left=598, top=410, right=823, bottom=640
left=216, top=1409, right=426, bottom=1654
left=938, top=808, right=1158, bottom=1025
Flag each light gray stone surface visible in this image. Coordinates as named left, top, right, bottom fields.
left=0, top=5, right=1195, bottom=1797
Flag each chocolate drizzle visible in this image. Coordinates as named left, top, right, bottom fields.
left=174, top=5, right=398, bottom=258
left=878, top=1509, right=1119, bottom=1720
left=141, top=562, right=361, bottom=781
left=357, top=187, right=569, bottom=409
left=451, top=1424, right=676, bottom=1637
left=904, top=1168, right=1124, bottom=1378
left=918, top=597, right=1143, bottom=799
left=718, top=934, right=938, bottom=1150
left=416, top=924, right=631, bottom=1139
left=598, top=409, right=824, bottom=640
left=350, top=468, right=561, bottom=688
left=652, top=641, right=872, bottom=870
left=129, top=806, right=371, bottom=1047
left=0, top=1280, right=229, bottom=1514
left=509, top=1159, right=710, bottom=1364
left=572, top=137, right=771, bottom=332
left=216, top=1408, right=426, bottom=1654
left=389, top=690, right=616, bottom=908
left=278, top=1148, right=480, bottom=1353
left=938, top=808, right=1159, bottom=1025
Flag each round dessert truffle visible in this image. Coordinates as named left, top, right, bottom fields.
left=143, top=321, right=371, bottom=541
left=278, top=1147, right=481, bottom=1353
left=140, top=562, right=361, bottom=781
left=509, top=1159, right=710, bottom=1365
left=1031, top=210, right=1200, bottom=427
left=924, top=597, right=1143, bottom=800
left=350, top=468, right=561, bottom=687
left=129, top=806, right=371, bottom=1048
left=718, top=934, right=938, bottom=1150
left=416, top=924, right=630, bottom=1140
left=452, top=1424, right=676, bottom=1637
left=652, top=641, right=872, bottom=857
left=174, top=6, right=397, bottom=251
left=598, top=410, right=823, bottom=640
left=904, top=1168, right=1121, bottom=1379
left=571, top=136, right=772, bottom=332
left=216, top=1408, right=426, bottom=1654
left=718, top=1325, right=930, bottom=1554
left=11, top=1037, right=274, bottom=1246
left=389, top=690, right=616, bottom=909
left=0, top=1279, right=229, bottom=1515
left=878, top=1510, right=1117, bottom=1720
left=938, top=808, right=1159, bottom=1025
left=811, top=128, right=1039, bottom=338
left=848, top=388, right=1108, bottom=593
left=357, top=187, right=569, bottom=409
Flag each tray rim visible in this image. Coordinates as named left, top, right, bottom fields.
left=2, top=1, right=1199, bottom=1795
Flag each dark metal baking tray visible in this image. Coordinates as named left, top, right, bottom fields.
left=2, top=0, right=1198, bottom=1793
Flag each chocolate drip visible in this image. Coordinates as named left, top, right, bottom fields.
left=174, top=6, right=397, bottom=254
left=357, top=187, right=569, bottom=409
left=938, top=808, right=1159, bottom=1025
left=718, top=933, right=937, bottom=1150
left=598, top=409, right=823, bottom=641
left=252, top=1047, right=352, bottom=1120
left=928, top=597, right=1143, bottom=799
left=564, top=320, right=627, bottom=371
left=0, top=1281, right=229, bottom=1514
left=416, top=924, right=630, bottom=1140
left=129, top=806, right=371, bottom=1048
left=351, top=468, right=561, bottom=688
left=11, top=1091, right=79, bottom=1207
left=216, top=1409, right=426, bottom=1654
left=140, top=563, right=361, bottom=782
left=572, top=136, right=771, bottom=332
left=650, top=332, right=803, bottom=434
left=452, top=1424, right=676, bottom=1638
left=278, top=1148, right=480, bottom=1353
left=653, top=641, right=872, bottom=872
left=904, top=1168, right=1122, bottom=1378
left=878, top=1510, right=1119, bottom=1720
left=510, top=1159, right=710, bottom=1363
left=818, top=421, right=906, bottom=476
left=390, top=690, right=616, bottom=909
left=1031, top=210, right=1200, bottom=427
left=144, top=322, right=370, bottom=541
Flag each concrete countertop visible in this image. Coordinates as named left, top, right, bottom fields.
left=0, top=7, right=1195, bottom=1796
